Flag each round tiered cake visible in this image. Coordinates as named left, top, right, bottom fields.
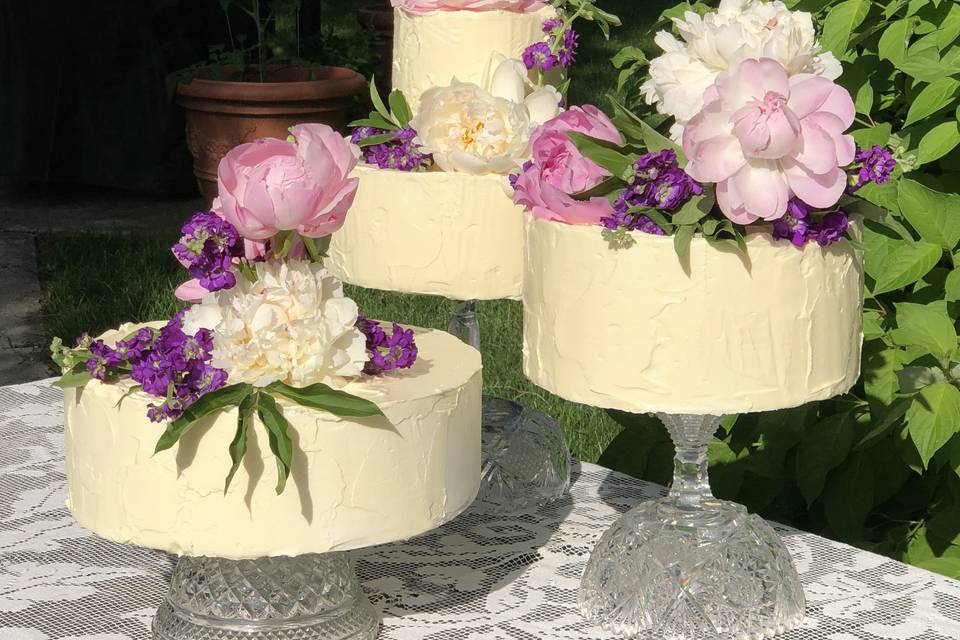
left=522, top=217, right=863, bottom=415
left=65, top=323, right=482, bottom=560
left=328, top=3, right=559, bottom=301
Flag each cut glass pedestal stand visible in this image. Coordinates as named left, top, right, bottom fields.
left=447, top=299, right=570, bottom=512
left=153, top=552, right=378, bottom=640
left=579, top=413, right=805, bottom=640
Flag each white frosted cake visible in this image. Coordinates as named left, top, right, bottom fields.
left=393, top=5, right=555, bottom=112
left=329, top=3, right=563, bottom=301
left=523, top=217, right=863, bottom=415
left=328, top=167, right=524, bottom=300
left=65, top=324, right=482, bottom=560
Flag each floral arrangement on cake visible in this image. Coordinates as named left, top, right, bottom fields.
left=50, top=124, right=418, bottom=494
left=509, top=0, right=902, bottom=256
left=351, top=1, right=619, bottom=175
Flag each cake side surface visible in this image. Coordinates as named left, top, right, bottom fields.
left=392, top=6, right=555, bottom=111
left=327, top=166, right=524, bottom=300
left=522, top=216, right=864, bottom=415
left=65, top=326, right=482, bottom=559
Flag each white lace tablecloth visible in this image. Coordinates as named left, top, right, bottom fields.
left=2, top=379, right=960, bottom=639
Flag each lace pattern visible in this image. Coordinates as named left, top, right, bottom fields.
left=2, top=379, right=959, bottom=639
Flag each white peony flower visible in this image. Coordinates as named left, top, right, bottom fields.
left=182, top=260, right=367, bottom=389
left=411, top=58, right=562, bottom=174
left=641, top=0, right=841, bottom=137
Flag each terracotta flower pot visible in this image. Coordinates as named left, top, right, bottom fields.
left=176, top=65, right=366, bottom=206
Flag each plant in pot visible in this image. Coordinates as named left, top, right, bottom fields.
left=176, top=0, right=367, bottom=205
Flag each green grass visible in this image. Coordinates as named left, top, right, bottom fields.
left=33, top=0, right=673, bottom=463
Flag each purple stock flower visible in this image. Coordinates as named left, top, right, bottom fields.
left=600, top=150, right=701, bottom=238
left=557, top=29, right=579, bottom=68
left=772, top=200, right=848, bottom=247
left=523, top=42, right=558, bottom=71
left=849, top=145, right=896, bottom=193
left=351, top=126, right=431, bottom=172
left=356, top=315, right=418, bottom=375
left=542, top=17, right=562, bottom=33
left=173, top=212, right=242, bottom=294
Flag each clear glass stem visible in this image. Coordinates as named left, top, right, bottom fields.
left=657, top=413, right=723, bottom=511
left=447, top=299, right=480, bottom=350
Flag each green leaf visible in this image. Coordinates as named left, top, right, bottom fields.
left=891, top=302, right=957, bottom=359
left=857, top=396, right=913, bottom=448
left=670, top=193, right=713, bottom=225
left=913, top=556, right=960, bottom=579
left=224, top=392, right=257, bottom=493
left=824, top=451, right=875, bottom=539
left=898, top=179, right=960, bottom=250
left=863, top=308, right=885, bottom=340
left=673, top=224, right=696, bottom=261
left=265, top=381, right=385, bottom=417
left=852, top=122, right=894, bottom=149
left=567, top=131, right=634, bottom=177
left=256, top=392, right=294, bottom=495
left=945, top=268, right=960, bottom=300
left=53, top=370, right=92, bottom=389
left=906, top=382, right=960, bottom=466
left=905, top=78, right=960, bottom=126
left=863, top=223, right=941, bottom=294
left=879, top=18, right=914, bottom=66
left=796, top=412, right=856, bottom=505
left=358, top=132, right=398, bottom=147
left=865, top=347, right=906, bottom=409
left=638, top=119, right=685, bottom=162
left=369, top=77, right=392, bottom=123
left=821, top=0, right=870, bottom=56
left=348, top=116, right=398, bottom=131
left=611, top=46, right=647, bottom=69
left=897, top=365, right=948, bottom=392
left=154, top=383, right=253, bottom=454
left=917, top=120, right=960, bottom=165
left=598, top=412, right=673, bottom=484
left=388, top=90, right=412, bottom=127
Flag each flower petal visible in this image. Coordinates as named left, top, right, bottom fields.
left=782, top=158, right=847, bottom=209
left=787, top=74, right=834, bottom=119
left=687, top=134, right=746, bottom=183
left=731, top=159, right=790, bottom=220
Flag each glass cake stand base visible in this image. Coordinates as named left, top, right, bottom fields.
left=153, top=552, right=378, bottom=640
left=476, top=396, right=571, bottom=513
left=579, top=414, right=804, bottom=640
left=447, top=299, right=481, bottom=350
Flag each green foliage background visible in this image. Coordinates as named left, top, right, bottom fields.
left=602, top=0, right=960, bottom=580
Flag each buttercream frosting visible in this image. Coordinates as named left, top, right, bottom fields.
left=327, top=165, right=524, bottom=300
left=522, top=216, right=863, bottom=415
left=392, top=6, right=555, bottom=111
left=65, top=324, right=482, bottom=559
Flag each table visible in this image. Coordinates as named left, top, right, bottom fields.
left=2, top=379, right=959, bottom=640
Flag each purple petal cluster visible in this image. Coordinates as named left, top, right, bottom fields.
left=772, top=200, right=849, bottom=247
left=848, top=145, right=896, bottom=193
left=523, top=19, right=579, bottom=72
left=350, top=126, right=431, bottom=171
left=81, top=313, right=228, bottom=423
left=600, top=150, right=703, bottom=235
left=172, top=212, right=243, bottom=293
left=356, top=315, right=419, bottom=376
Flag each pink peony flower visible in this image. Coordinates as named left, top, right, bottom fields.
left=391, top=0, right=545, bottom=13
left=513, top=105, right=624, bottom=225
left=682, top=57, right=855, bottom=224
left=216, top=123, right=359, bottom=241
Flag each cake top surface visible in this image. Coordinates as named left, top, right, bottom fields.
left=391, top=0, right=547, bottom=14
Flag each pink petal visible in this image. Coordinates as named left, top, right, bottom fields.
left=716, top=179, right=758, bottom=224
left=791, top=119, right=838, bottom=175
left=731, top=160, right=790, bottom=221
left=817, top=84, right=856, bottom=129
left=683, top=100, right=733, bottom=158
left=782, top=159, right=847, bottom=209
left=787, top=74, right=834, bottom=119
left=175, top=279, right=207, bottom=303
left=687, top=134, right=746, bottom=183
left=717, top=58, right=790, bottom=108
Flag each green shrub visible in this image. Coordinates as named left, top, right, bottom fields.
left=602, top=0, right=960, bottom=580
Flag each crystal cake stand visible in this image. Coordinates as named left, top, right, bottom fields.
left=153, top=552, right=377, bottom=640
left=579, top=413, right=804, bottom=639
left=448, top=299, right=571, bottom=513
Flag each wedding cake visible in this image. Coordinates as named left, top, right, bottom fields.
left=64, top=322, right=481, bottom=559
left=56, top=123, right=483, bottom=561
left=328, top=0, right=581, bottom=301
left=523, top=221, right=863, bottom=415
